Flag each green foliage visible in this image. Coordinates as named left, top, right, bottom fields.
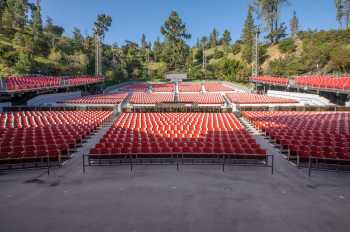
left=278, top=38, right=296, bottom=53
left=267, top=56, right=305, bottom=76
left=214, top=58, right=249, bottom=82
left=241, top=5, right=255, bottom=63
left=15, top=52, right=32, bottom=73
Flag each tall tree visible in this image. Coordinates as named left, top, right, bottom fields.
left=290, top=10, right=299, bottom=38
left=254, top=0, right=288, bottom=43
left=241, top=5, right=256, bottom=64
left=209, top=28, right=219, bottom=48
left=221, top=29, right=232, bottom=48
left=94, top=14, right=112, bottom=75
left=334, top=0, right=350, bottom=29
left=160, top=11, right=191, bottom=70
left=153, top=37, right=163, bottom=62
left=335, top=0, right=344, bottom=29
left=31, top=0, right=42, bottom=45
left=72, top=27, right=84, bottom=51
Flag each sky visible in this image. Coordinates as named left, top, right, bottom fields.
left=38, top=0, right=338, bottom=46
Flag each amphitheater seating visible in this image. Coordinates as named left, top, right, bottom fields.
left=178, top=93, right=225, bottom=104
left=0, top=111, right=112, bottom=162
left=63, top=93, right=128, bottom=105
left=129, top=93, right=174, bottom=104
left=178, top=83, right=202, bottom=92
left=243, top=111, right=350, bottom=161
left=4, top=75, right=103, bottom=91
left=65, top=76, right=103, bottom=86
left=119, top=83, right=149, bottom=92
left=226, top=93, right=298, bottom=104
left=250, top=76, right=289, bottom=86
left=152, top=84, right=175, bottom=92
left=295, top=76, right=350, bottom=90
left=204, top=83, right=234, bottom=92
left=89, top=112, right=266, bottom=157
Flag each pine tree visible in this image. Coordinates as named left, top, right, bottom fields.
left=160, top=11, right=191, bottom=70
left=72, top=27, right=84, bottom=51
left=254, top=0, right=288, bottom=43
left=241, top=5, right=255, bottom=64
left=221, top=30, right=232, bottom=48
left=209, top=28, right=219, bottom=48
left=335, top=0, right=344, bottom=29
left=32, top=0, right=43, bottom=46
left=153, top=37, right=163, bottom=62
left=290, top=10, right=299, bottom=38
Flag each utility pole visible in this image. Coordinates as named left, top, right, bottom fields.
left=202, top=46, right=207, bottom=79
left=252, top=28, right=260, bottom=77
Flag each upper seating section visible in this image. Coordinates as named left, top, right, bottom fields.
left=90, top=112, right=266, bottom=156
left=151, top=83, right=175, bottom=92
left=0, top=111, right=112, bottom=161
left=178, top=93, right=225, bottom=104
left=295, top=76, right=350, bottom=90
left=204, top=83, right=234, bottom=92
left=250, top=76, right=289, bottom=86
left=4, top=75, right=103, bottom=92
left=226, top=93, right=297, bottom=104
left=63, top=92, right=128, bottom=105
left=178, top=83, right=202, bottom=92
left=243, top=111, right=350, bottom=161
left=129, top=93, right=174, bottom=104
left=119, top=83, right=149, bottom=92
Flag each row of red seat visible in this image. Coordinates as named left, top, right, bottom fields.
left=178, top=83, right=202, bottom=92
left=250, top=76, right=289, bottom=86
left=4, top=75, right=103, bottom=91
left=129, top=93, right=174, bottom=104
left=204, top=83, right=234, bottom=92
left=90, top=113, right=266, bottom=157
left=151, top=84, right=176, bottom=92
left=295, top=76, right=350, bottom=90
left=226, top=93, right=297, bottom=104
left=178, top=93, right=225, bottom=104
left=0, top=111, right=112, bottom=161
left=242, top=111, right=350, bottom=161
left=63, top=92, right=128, bottom=105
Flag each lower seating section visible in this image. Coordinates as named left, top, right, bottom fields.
left=129, top=93, right=174, bottom=104
left=295, top=76, right=350, bottom=90
left=178, top=93, right=225, bottom=104
left=179, top=83, right=202, bottom=92
left=204, top=83, right=233, bottom=92
left=226, top=93, right=297, bottom=104
left=243, top=111, right=350, bottom=161
left=250, top=76, right=289, bottom=86
left=0, top=111, right=112, bottom=162
left=63, top=92, right=128, bottom=105
left=119, top=83, right=149, bottom=92
left=152, top=83, right=175, bottom=92
left=5, top=75, right=103, bottom=91
left=90, top=113, right=266, bottom=157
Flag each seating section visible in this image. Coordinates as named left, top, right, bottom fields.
left=178, top=83, right=202, bottom=92
left=119, top=83, right=149, bottom=92
left=0, top=111, right=112, bottom=162
left=295, top=76, right=350, bottom=90
left=250, top=76, right=289, bottom=86
left=129, top=93, right=174, bottom=104
left=90, top=113, right=266, bottom=157
left=226, top=93, right=297, bottom=104
left=152, top=84, right=175, bottom=92
left=5, top=75, right=103, bottom=91
left=63, top=93, right=128, bottom=105
left=204, top=83, right=234, bottom=92
left=243, top=111, right=350, bottom=161
left=178, top=93, right=225, bottom=104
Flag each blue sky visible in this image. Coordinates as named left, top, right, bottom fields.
left=38, top=0, right=338, bottom=46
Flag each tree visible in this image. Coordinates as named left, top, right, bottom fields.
left=209, top=28, right=219, bottom=48
left=290, top=10, right=299, bottom=38
left=221, top=30, right=232, bottom=49
left=241, top=5, right=256, bottom=63
left=94, top=14, right=112, bottom=39
left=254, top=0, right=288, bottom=43
left=335, top=0, right=344, bottom=29
left=153, top=37, right=163, bottom=62
left=72, top=27, right=84, bottom=51
left=334, top=0, right=350, bottom=29
left=160, top=11, right=191, bottom=70
left=31, top=0, right=43, bottom=47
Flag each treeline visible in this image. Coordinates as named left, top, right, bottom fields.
left=0, top=0, right=349, bottom=84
